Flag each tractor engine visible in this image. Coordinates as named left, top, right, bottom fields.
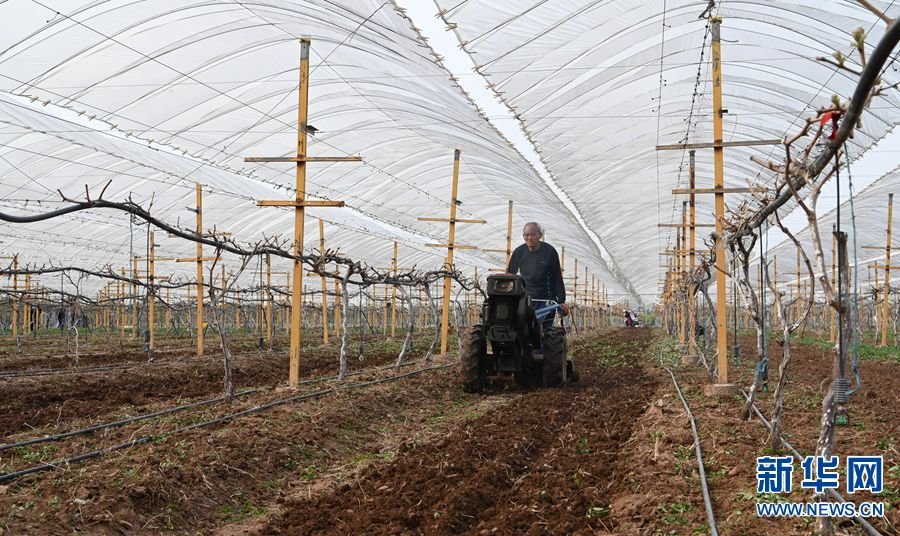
left=481, top=274, right=539, bottom=374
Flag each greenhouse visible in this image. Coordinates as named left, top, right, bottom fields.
left=0, top=1, right=897, bottom=534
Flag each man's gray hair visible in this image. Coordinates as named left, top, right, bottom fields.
left=522, top=222, right=543, bottom=236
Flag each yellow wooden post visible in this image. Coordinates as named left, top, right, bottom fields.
left=573, top=258, right=579, bottom=327
left=196, top=183, right=204, bottom=355
left=266, top=253, right=273, bottom=344
left=688, top=150, right=697, bottom=355
left=881, top=193, right=894, bottom=346
left=119, top=268, right=126, bottom=338
left=473, top=266, right=479, bottom=324
left=391, top=241, right=398, bottom=337
left=23, top=274, right=31, bottom=335
left=436, top=153, right=466, bottom=351
left=418, top=150, right=484, bottom=355
left=318, top=219, right=329, bottom=345
left=583, top=265, right=588, bottom=330
left=244, top=39, right=358, bottom=387
left=710, top=16, right=729, bottom=384
left=381, top=284, right=387, bottom=334
left=11, top=255, right=18, bottom=340
left=132, top=256, right=138, bottom=338
left=681, top=201, right=689, bottom=343
left=149, top=231, right=156, bottom=351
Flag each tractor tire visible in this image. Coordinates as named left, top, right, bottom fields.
left=541, top=327, right=567, bottom=388
left=460, top=325, right=486, bottom=393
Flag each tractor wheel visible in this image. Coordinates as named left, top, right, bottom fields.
left=541, top=327, right=567, bottom=387
left=460, top=325, right=486, bottom=393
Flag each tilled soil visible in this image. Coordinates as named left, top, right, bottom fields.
left=0, top=328, right=896, bottom=535
left=266, top=331, right=661, bottom=535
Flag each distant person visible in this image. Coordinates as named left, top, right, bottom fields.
left=506, top=222, right=568, bottom=329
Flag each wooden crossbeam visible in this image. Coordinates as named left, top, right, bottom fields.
left=672, top=187, right=768, bottom=195
left=256, top=200, right=345, bottom=208
left=244, top=156, right=362, bottom=163
left=176, top=257, right=221, bottom=263
left=657, top=223, right=715, bottom=228
left=425, top=243, right=477, bottom=250
left=417, top=217, right=487, bottom=224
left=655, top=139, right=782, bottom=151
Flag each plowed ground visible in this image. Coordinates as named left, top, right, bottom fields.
left=0, top=328, right=896, bottom=535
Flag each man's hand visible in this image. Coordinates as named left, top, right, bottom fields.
left=559, top=303, right=570, bottom=317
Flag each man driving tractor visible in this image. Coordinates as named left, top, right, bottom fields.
left=459, top=220, right=574, bottom=392
left=505, top=222, right=569, bottom=329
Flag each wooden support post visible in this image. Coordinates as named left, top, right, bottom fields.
left=149, top=231, right=156, bottom=351
left=473, top=266, right=479, bottom=323
left=119, top=268, right=126, bottom=338
left=266, top=254, right=273, bottom=344
left=245, top=39, right=358, bottom=387
left=573, top=258, right=579, bottom=327
left=440, top=150, right=459, bottom=355
left=383, top=284, right=388, bottom=335
left=132, top=256, right=138, bottom=338
left=882, top=193, right=894, bottom=346
left=676, top=203, right=685, bottom=345
left=710, top=17, right=731, bottom=387
left=688, top=150, right=697, bottom=355
left=391, top=241, right=398, bottom=337
left=418, top=150, right=484, bottom=355
left=9, top=255, right=18, bottom=340
left=196, top=183, right=204, bottom=355
left=23, top=274, right=30, bottom=335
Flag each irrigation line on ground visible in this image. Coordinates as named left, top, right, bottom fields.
left=0, top=390, right=260, bottom=452
left=0, top=362, right=453, bottom=483
left=664, top=367, right=719, bottom=536
left=741, top=390, right=885, bottom=536
left=0, top=357, right=430, bottom=451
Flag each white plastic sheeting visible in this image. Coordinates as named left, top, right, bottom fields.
left=0, top=1, right=629, bottom=300
left=435, top=0, right=900, bottom=300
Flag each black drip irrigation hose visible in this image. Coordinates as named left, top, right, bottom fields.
left=664, top=367, right=718, bottom=536
left=0, top=389, right=260, bottom=453
left=0, top=361, right=453, bottom=483
left=740, top=391, right=885, bottom=536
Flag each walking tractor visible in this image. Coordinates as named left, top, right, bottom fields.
left=459, top=273, right=576, bottom=392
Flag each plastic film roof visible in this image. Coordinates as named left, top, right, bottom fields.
left=0, top=0, right=629, bottom=299
left=435, top=0, right=900, bottom=300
